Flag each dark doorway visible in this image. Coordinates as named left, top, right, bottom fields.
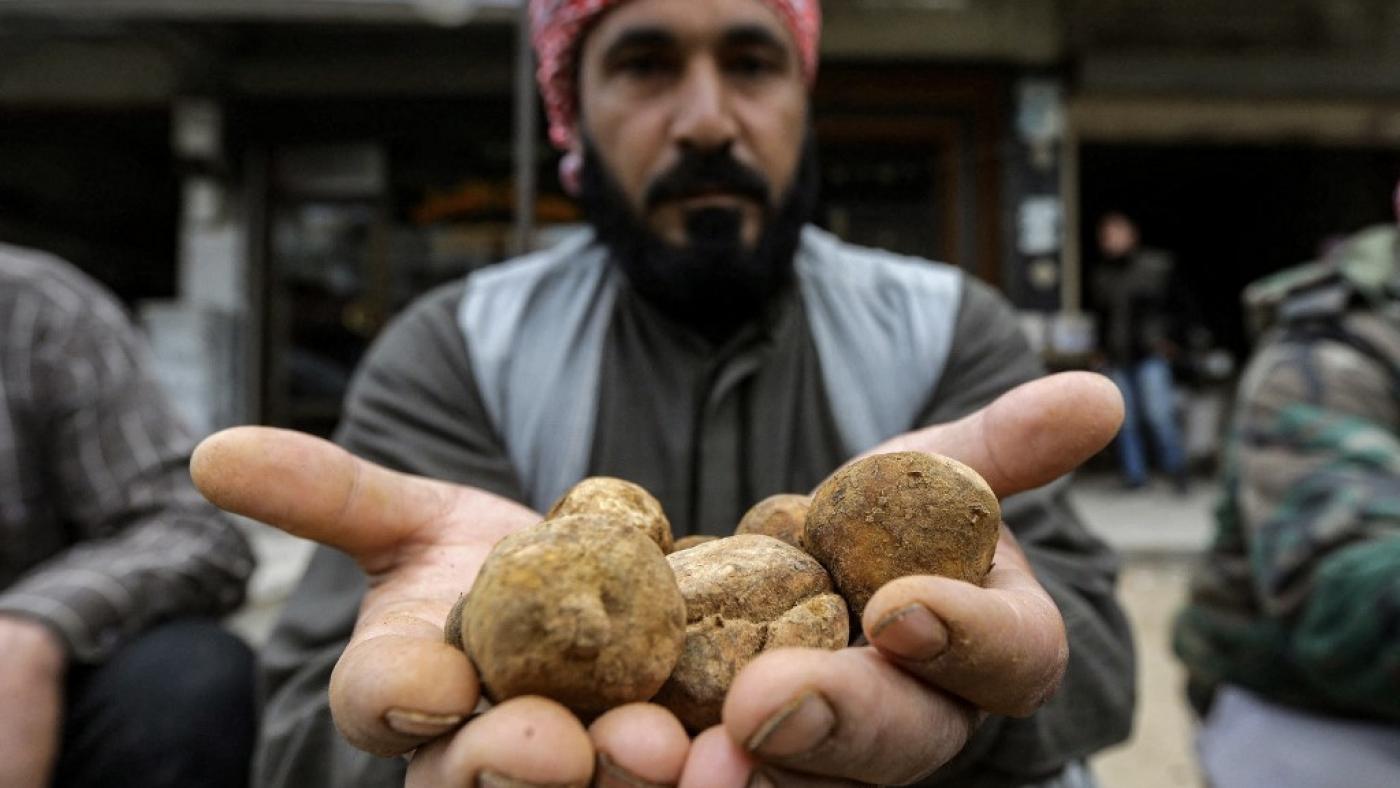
left=0, top=109, right=179, bottom=306
left=1080, top=143, right=1400, bottom=358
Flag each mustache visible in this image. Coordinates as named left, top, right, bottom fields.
left=644, top=149, right=771, bottom=209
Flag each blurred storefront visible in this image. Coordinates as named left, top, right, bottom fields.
left=2, top=0, right=1397, bottom=438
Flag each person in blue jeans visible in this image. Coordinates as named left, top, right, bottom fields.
left=1091, top=212, right=1190, bottom=491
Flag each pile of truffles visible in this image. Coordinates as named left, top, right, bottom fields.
left=444, top=451, right=1001, bottom=730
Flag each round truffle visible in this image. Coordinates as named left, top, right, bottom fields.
left=548, top=477, right=674, bottom=553
left=670, top=534, right=718, bottom=553
left=806, top=452, right=1000, bottom=617
left=459, top=514, right=686, bottom=718
left=653, top=535, right=848, bottom=731
left=734, top=494, right=811, bottom=550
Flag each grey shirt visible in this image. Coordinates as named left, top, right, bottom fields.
left=257, top=240, right=1134, bottom=787
left=0, top=243, right=254, bottom=662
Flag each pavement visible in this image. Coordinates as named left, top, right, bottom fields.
left=1069, top=472, right=1217, bottom=557
left=226, top=469, right=1219, bottom=787
left=1072, top=471, right=1215, bottom=788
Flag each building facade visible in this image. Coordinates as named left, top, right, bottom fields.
left=2, top=0, right=1397, bottom=434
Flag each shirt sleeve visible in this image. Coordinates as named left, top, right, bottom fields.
left=256, top=283, right=525, bottom=788
left=915, top=278, right=1136, bottom=785
left=1227, top=319, right=1400, bottom=715
left=0, top=277, right=254, bottom=663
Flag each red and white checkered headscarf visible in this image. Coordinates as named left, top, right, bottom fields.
left=530, top=0, right=822, bottom=150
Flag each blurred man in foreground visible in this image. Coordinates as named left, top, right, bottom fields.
left=195, top=0, right=1135, bottom=785
left=0, top=243, right=256, bottom=787
left=1174, top=189, right=1400, bottom=788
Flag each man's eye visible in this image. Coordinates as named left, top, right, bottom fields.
left=617, top=54, right=674, bottom=79
left=726, top=53, right=780, bottom=79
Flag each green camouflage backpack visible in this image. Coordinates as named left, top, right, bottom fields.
left=1175, top=225, right=1400, bottom=718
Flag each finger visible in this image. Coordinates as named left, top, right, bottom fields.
left=678, top=726, right=755, bottom=788
left=723, top=648, right=977, bottom=784
left=868, top=371, right=1124, bottom=498
left=406, top=696, right=595, bottom=788
left=191, top=426, right=536, bottom=559
left=191, top=427, right=454, bottom=556
left=862, top=527, right=1068, bottom=717
left=590, top=704, right=689, bottom=787
left=679, top=728, right=869, bottom=788
left=329, top=598, right=481, bottom=757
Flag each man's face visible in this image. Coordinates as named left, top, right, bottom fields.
left=575, top=0, right=809, bottom=251
left=1098, top=215, right=1138, bottom=259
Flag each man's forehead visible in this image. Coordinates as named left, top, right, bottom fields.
left=585, top=0, right=795, bottom=54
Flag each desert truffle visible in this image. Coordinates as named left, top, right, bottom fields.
left=806, top=451, right=1000, bottom=617
left=455, top=514, right=686, bottom=718
left=653, top=535, right=848, bottom=731
left=734, top=493, right=811, bottom=550
left=548, top=476, right=674, bottom=553
left=671, top=534, right=718, bottom=553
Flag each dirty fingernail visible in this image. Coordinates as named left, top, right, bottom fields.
left=746, top=769, right=777, bottom=788
left=384, top=708, right=462, bottom=739
left=871, top=603, right=949, bottom=662
left=745, top=691, right=836, bottom=758
left=596, top=752, right=672, bottom=788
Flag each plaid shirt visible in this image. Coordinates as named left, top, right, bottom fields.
left=0, top=243, right=253, bottom=663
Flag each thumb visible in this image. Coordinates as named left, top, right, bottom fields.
left=870, top=371, right=1124, bottom=498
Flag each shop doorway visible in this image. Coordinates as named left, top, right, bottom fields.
left=0, top=109, right=179, bottom=305
left=1079, top=143, right=1400, bottom=359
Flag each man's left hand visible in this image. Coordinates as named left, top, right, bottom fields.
left=686, top=370, right=1123, bottom=785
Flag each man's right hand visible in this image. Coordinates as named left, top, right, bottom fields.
left=0, top=615, right=66, bottom=788
left=191, top=429, right=692, bottom=787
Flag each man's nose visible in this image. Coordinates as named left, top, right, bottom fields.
left=671, top=59, right=738, bottom=152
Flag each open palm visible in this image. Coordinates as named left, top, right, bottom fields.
left=192, top=371, right=1123, bottom=786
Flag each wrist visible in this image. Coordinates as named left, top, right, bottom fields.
left=0, top=615, right=68, bottom=677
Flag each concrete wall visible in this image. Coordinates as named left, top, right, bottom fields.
left=0, top=23, right=517, bottom=106
left=0, top=38, right=180, bottom=105
left=823, top=0, right=1063, bottom=63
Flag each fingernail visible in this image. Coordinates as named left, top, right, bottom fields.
left=384, top=708, right=462, bottom=739
left=744, top=691, right=836, bottom=758
left=596, top=752, right=671, bottom=788
left=745, top=769, right=776, bottom=788
left=870, top=603, right=949, bottom=662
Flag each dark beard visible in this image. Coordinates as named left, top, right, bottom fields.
left=578, top=132, right=819, bottom=343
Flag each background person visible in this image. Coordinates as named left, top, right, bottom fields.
left=1173, top=199, right=1400, bottom=787
left=0, top=243, right=257, bottom=788
left=1090, top=211, right=1192, bottom=492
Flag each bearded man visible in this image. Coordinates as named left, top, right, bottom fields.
left=213, top=1, right=1136, bottom=785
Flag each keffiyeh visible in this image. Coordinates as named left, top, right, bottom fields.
left=530, top=0, right=821, bottom=149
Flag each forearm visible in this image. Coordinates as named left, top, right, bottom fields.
left=20, top=280, right=255, bottom=660
left=0, top=503, right=252, bottom=661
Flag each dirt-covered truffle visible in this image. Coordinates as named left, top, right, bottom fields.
left=734, top=494, right=811, bottom=550
left=806, top=452, right=1000, bottom=617
left=653, top=535, right=848, bottom=731
left=548, top=477, right=674, bottom=553
left=670, top=534, right=717, bottom=553
left=453, top=514, right=686, bottom=718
